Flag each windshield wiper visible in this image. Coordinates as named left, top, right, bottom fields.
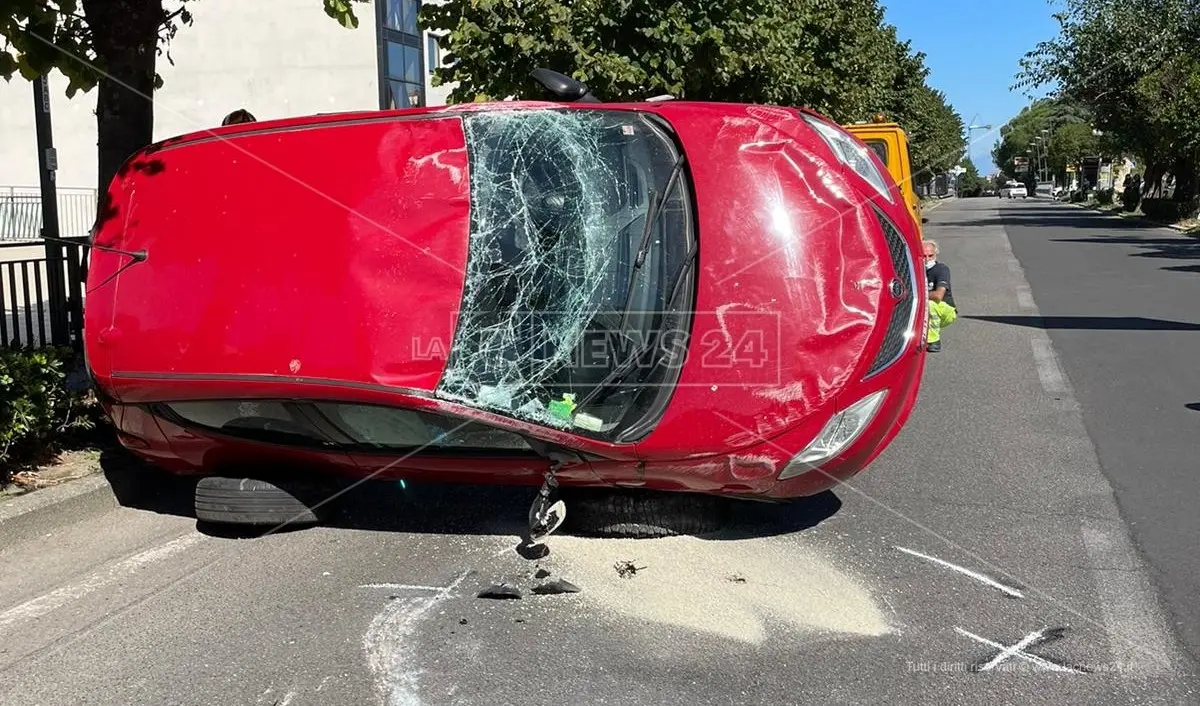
left=577, top=244, right=697, bottom=411
left=617, top=154, right=687, bottom=331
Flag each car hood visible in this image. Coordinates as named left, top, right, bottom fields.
left=641, top=103, right=888, bottom=455
left=86, top=114, right=471, bottom=394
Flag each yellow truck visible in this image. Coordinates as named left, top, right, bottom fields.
left=843, top=115, right=925, bottom=239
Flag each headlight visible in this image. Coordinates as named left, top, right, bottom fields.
left=802, top=115, right=896, bottom=204
left=778, top=390, right=888, bottom=479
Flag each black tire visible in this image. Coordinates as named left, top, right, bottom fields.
left=561, top=488, right=733, bottom=539
left=194, top=476, right=327, bottom=526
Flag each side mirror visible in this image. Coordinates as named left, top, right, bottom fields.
left=530, top=69, right=601, bottom=103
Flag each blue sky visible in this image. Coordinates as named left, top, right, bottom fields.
left=881, top=0, right=1061, bottom=172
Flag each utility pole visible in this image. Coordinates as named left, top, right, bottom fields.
left=33, top=74, right=70, bottom=347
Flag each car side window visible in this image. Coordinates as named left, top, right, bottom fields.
left=314, top=403, right=534, bottom=451
left=164, top=400, right=534, bottom=452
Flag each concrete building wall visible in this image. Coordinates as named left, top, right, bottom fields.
left=0, top=0, right=380, bottom=194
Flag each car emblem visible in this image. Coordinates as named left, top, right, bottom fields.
left=889, top=278, right=906, bottom=299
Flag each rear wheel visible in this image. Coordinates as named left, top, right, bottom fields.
left=194, top=476, right=329, bottom=526
left=561, top=488, right=732, bottom=538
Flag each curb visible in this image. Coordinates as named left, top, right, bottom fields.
left=0, top=473, right=112, bottom=525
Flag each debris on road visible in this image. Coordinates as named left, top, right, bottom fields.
left=614, top=561, right=645, bottom=579
left=532, top=579, right=581, bottom=595
left=534, top=567, right=551, bottom=579
left=459, top=618, right=468, bottom=625
left=517, top=540, right=550, bottom=560
left=477, top=584, right=522, bottom=600
left=726, top=574, right=747, bottom=584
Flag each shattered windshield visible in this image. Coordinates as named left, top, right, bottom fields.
left=437, top=108, right=695, bottom=440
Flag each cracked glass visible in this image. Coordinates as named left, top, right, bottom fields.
left=437, top=108, right=695, bottom=440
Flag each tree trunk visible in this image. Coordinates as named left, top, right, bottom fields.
left=81, top=0, right=162, bottom=192
left=1171, top=154, right=1199, bottom=202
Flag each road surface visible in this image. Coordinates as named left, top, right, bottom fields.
left=1, top=197, right=1197, bottom=705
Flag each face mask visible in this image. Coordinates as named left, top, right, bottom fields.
left=924, top=258, right=936, bottom=270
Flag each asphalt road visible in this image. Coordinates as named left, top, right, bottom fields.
left=1, top=197, right=1198, bottom=705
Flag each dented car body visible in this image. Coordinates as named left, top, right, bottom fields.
left=85, top=100, right=926, bottom=500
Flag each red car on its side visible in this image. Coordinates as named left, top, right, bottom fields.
left=85, top=89, right=926, bottom=530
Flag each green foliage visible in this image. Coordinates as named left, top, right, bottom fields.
left=1017, top=0, right=1200, bottom=200
left=1095, top=187, right=1114, bottom=205
left=991, top=97, right=1096, bottom=186
left=957, top=158, right=987, bottom=196
left=422, top=0, right=966, bottom=181
left=0, top=347, right=101, bottom=474
left=0, top=0, right=197, bottom=97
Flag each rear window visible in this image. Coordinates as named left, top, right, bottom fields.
left=865, top=139, right=889, bottom=166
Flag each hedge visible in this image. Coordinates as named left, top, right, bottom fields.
left=1095, top=188, right=1115, bottom=205
left=1140, top=198, right=1200, bottom=223
left=0, top=347, right=103, bottom=483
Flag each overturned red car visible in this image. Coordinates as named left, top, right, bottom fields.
left=85, top=84, right=926, bottom=526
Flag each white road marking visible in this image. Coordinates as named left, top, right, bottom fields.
left=363, top=570, right=471, bottom=706
left=894, top=546, right=1024, bottom=598
left=1030, top=332, right=1072, bottom=398
left=0, top=532, right=206, bottom=631
left=1081, top=524, right=1176, bottom=676
left=1016, top=284, right=1037, bottom=311
left=954, top=627, right=1084, bottom=673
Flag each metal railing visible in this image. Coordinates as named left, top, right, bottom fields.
left=0, top=239, right=89, bottom=348
left=0, top=186, right=98, bottom=242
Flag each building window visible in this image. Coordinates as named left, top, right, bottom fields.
left=383, top=0, right=420, bottom=34
left=427, top=35, right=439, bottom=75
left=377, top=0, right=425, bottom=109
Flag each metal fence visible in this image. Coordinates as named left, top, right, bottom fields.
left=0, top=238, right=89, bottom=348
left=1, top=186, right=98, bottom=242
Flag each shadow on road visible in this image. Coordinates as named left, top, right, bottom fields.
left=100, top=448, right=842, bottom=541
left=1052, top=236, right=1200, bottom=263
left=939, top=206, right=1161, bottom=231
left=967, top=315, right=1200, bottom=331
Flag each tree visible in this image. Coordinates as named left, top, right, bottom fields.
left=423, top=0, right=966, bottom=187
left=957, top=157, right=985, bottom=196
left=0, top=0, right=363, bottom=194
left=1018, top=0, right=1200, bottom=201
left=991, top=96, right=1096, bottom=187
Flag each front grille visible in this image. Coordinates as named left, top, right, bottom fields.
left=865, top=208, right=917, bottom=377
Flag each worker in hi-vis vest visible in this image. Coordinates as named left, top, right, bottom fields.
left=923, top=240, right=956, bottom=352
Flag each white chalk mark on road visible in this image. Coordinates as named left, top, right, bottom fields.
left=978, top=629, right=1046, bottom=672
left=895, top=546, right=1024, bottom=598
left=360, top=583, right=445, bottom=592
left=0, top=532, right=207, bottom=632
left=363, top=569, right=471, bottom=706
left=955, top=627, right=1085, bottom=674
